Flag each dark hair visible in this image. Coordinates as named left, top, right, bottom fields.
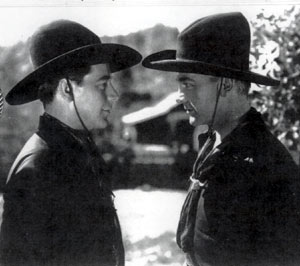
left=38, top=65, right=91, bottom=106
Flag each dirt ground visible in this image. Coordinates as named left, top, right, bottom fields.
left=115, top=188, right=186, bottom=266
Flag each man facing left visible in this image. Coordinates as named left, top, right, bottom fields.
left=0, top=20, right=141, bottom=266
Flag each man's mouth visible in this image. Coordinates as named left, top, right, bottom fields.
left=101, top=109, right=111, bottom=118
left=183, top=104, right=195, bottom=114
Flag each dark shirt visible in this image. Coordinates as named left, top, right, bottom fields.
left=0, top=113, right=124, bottom=266
left=177, top=108, right=300, bottom=266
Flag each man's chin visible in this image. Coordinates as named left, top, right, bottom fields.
left=189, top=116, right=207, bottom=127
left=189, top=116, right=198, bottom=127
left=99, top=118, right=109, bottom=129
left=87, top=119, right=108, bottom=131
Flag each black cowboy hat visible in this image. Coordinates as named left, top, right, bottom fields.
left=6, top=20, right=142, bottom=105
left=142, top=12, right=279, bottom=86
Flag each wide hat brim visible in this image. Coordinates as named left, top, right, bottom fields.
left=6, top=43, right=142, bottom=105
left=142, top=50, right=280, bottom=86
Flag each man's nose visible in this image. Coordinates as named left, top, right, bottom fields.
left=176, top=88, right=187, bottom=104
left=107, top=80, right=120, bottom=105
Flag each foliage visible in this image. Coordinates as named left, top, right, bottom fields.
left=251, top=7, right=300, bottom=164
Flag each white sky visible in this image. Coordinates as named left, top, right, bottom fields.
left=0, top=0, right=298, bottom=46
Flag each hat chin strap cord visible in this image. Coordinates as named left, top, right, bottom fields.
left=65, top=77, right=94, bottom=140
left=208, top=77, right=223, bottom=137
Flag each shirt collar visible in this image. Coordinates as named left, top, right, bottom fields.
left=217, top=107, right=266, bottom=152
left=37, top=112, right=96, bottom=153
left=196, top=107, right=266, bottom=156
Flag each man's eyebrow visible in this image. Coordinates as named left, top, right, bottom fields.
left=176, top=76, right=195, bottom=83
left=97, top=75, right=111, bottom=81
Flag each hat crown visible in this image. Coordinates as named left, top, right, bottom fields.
left=30, top=20, right=101, bottom=68
left=142, top=12, right=279, bottom=86
left=176, top=12, right=250, bottom=71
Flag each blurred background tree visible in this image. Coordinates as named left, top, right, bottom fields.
left=251, top=7, right=300, bottom=165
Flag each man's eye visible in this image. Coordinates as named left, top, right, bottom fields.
left=180, top=82, right=194, bottom=89
left=97, top=83, right=107, bottom=91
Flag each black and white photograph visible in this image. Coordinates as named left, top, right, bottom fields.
left=0, top=0, right=299, bottom=265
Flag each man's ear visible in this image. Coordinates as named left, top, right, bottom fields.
left=219, top=78, right=234, bottom=97
left=58, top=79, right=73, bottom=101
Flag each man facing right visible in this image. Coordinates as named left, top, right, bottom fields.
left=0, top=19, right=141, bottom=266
left=143, top=12, right=300, bottom=266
